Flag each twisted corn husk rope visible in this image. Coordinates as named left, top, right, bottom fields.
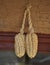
left=20, top=6, right=34, bottom=34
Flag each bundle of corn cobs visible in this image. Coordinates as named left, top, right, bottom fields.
left=14, top=6, right=38, bottom=59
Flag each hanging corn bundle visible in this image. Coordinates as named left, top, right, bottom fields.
left=26, top=6, right=38, bottom=58
left=14, top=10, right=27, bottom=58
left=14, top=6, right=38, bottom=58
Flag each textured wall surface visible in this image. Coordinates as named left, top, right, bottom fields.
left=0, top=0, right=50, bottom=34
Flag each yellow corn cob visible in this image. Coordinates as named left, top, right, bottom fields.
left=15, top=33, right=25, bottom=58
left=26, top=33, right=38, bottom=58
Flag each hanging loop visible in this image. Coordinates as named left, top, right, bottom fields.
left=26, top=5, right=34, bottom=33
left=20, top=9, right=27, bottom=34
left=20, top=5, right=34, bottom=34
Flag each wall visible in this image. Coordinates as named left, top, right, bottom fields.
left=0, top=0, right=50, bottom=34
left=0, top=32, right=50, bottom=53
